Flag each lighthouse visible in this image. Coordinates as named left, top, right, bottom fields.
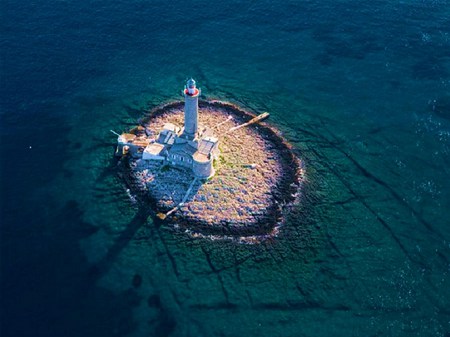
left=183, top=78, right=200, bottom=139
left=127, top=78, right=218, bottom=178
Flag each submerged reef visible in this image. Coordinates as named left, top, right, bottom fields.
left=117, top=100, right=305, bottom=242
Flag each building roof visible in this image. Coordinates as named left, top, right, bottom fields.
left=144, top=143, right=165, bottom=156
left=198, top=137, right=218, bottom=155
left=157, top=129, right=178, bottom=145
left=193, top=151, right=209, bottom=163
left=169, top=143, right=197, bottom=156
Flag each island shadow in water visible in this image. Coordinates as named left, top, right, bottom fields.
left=1, top=200, right=142, bottom=337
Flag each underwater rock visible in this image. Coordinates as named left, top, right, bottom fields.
left=132, top=274, right=142, bottom=288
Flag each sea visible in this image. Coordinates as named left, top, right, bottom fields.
left=1, top=1, right=449, bottom=336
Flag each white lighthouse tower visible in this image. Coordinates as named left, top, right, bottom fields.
left=132, top=78, right=218, bottom=178
left=183, top=78, right=200, bottom=139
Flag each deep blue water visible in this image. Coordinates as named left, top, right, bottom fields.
left=1, top=1, right=450, bottom=336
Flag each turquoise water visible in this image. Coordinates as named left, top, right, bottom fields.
left=1, top=1, right=450, bottom=336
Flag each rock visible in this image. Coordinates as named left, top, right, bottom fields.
left=120, top=100, right=305, bottom=240
left=147, top=294, right=161, bottom=308
left=132, top=274, right=142, bottom=288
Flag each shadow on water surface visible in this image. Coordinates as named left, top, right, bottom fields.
left=1, top=200, right=141, bottom=337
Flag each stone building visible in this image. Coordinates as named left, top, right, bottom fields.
left=135, top=78, right=219, bottom=178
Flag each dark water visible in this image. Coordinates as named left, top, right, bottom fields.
left=1, top=1, right=450, bottom=336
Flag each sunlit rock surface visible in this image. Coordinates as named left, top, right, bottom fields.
left=119, top=101, right=305, bottom=241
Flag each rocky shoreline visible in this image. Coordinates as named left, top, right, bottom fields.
left=118, top=100, right=305, bottom=241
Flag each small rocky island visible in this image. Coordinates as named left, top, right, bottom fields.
left=115, top=79, right=305, bottom=242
